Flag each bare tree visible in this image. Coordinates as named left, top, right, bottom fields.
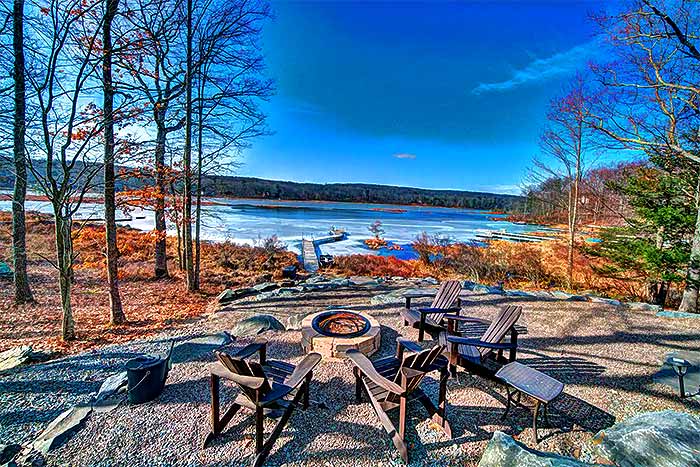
left=590, top=0, right=700, bottom=311
left=11, top=0, right=33, bottom=303
left=183, top=0, right=194, bottom=290
left=24, top=0, right=121, bottom=340
left=117, top=0, right=187, bottom=279
left=102, top=0, right=125, bottom=323
left=190, top=0, right=272, bottom=288
left=532, top=75, right=597, bottom=288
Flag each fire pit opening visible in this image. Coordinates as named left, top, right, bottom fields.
left=312, top=310, right=370, bottom=338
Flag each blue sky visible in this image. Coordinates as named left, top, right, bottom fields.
left=239, top=0, right=607, bottom=194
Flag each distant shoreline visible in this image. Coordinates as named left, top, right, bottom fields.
left=0, top=190, right=509, bottom=213
left=211, top=196, right=507, bottom=213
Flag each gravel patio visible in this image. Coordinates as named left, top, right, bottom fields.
left=2, top=282, right=700, bottom=466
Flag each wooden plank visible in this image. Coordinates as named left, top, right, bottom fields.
left=302, top=239, right=319, bottom=272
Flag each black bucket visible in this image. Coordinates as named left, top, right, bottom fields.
left=126, top=342, right=174, bottom=404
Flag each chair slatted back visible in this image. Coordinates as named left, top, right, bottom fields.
left=478, top=306, right=522, bottom=356
left=216, top=351, right=272, bottom=402
left=427, top=280, right=462, bottom=325
left=386, top=345, right=444, bottom=402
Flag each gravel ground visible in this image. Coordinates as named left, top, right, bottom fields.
left=2, top=282, right=700, bottom=466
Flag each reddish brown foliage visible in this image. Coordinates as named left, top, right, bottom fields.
left=0, top=211, right=297, bottom=355
left=332, top=255, right=423, bottom=278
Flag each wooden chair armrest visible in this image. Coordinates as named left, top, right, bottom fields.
left=284, top=352, right=322, bottom=389
left=210, top=362, right=267, bottom=389
left=442, top=315, right=490, bottom=324
left=396, top=337, right=422, bottom=359
left=402, top=292, right=437, bottom=298
left=347, top=350, right=404, bottom=395
left=445, top=336, right=516, bottom=350
left=400, top=367, right=424, bottom=381
left=417, top=307, right=461, bottom=314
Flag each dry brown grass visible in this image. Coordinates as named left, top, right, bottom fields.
left=0, top=211, right=296, bottom=355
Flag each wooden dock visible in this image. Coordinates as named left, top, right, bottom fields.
left=475, top=230, right=552, bottom=243
left=301, top=232, right=346, bottom=272
left=302, top=239, right=319, bottom=272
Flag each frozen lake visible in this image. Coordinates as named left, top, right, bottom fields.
left=0, top=196, right=541, bottom=259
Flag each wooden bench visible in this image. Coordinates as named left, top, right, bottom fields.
left=495, top=361, right=564, bottom=443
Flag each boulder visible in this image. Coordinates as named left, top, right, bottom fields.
left=551, top=290, right=574, bottom=300
left=0, top=444, right=21, bottom=464
left=472, top=284, right=504, bottom=295
left=95, top=371, right=128, bottom=401
left=587, top=296, right=621, bottom=307
left=349, top=276, right=379, bottom=286
left=305, top=275, right=328, bottom=284
left=275, top=289, right=297, bottom=298
left=625, top=302, right=662, bottom=313
left=478, top=431, right=603, bottom=466
left=217, top=287, right=255, bottom=304
left=421, top=277, right=439, bottom=285
left=91, top=396, right=123, bottom=414
left=463, top=280, right=479, bottom=291
left=284, top=313, right=307, bottom=331
left=9, top=445, right=45, bottom=467
left=0, top=346, right=33, bottom=375
left=582, top=410, right=700, bottom=467
left=370, top=288, right=411, bottom=306
left=486, top=285, right=505, bottom=295
left=32, top=405, right=92, bottom=454
left=505, top=290, right=536, bottom=298
left=231, top=315, right=285, bottom=337
left=255, top=290, right=281, bottom=301
left=252, top=282, right=278, bottom=293
left=656, top=310, right=700, bottom=319
left=171, top=332, right=232, bottom=363
left=529, top=290, right=554, bottom=299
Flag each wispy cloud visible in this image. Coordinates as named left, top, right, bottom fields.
left=472, top=40, right=598, bottom=95
left=477, top=184, right=522, bottom=195
left=393, top=153, right=417, bottom=160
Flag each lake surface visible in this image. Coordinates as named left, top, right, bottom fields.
left=0, top=195, right=542, bottom=259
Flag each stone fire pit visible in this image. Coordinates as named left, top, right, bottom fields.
left=301, top=309, right=381, bottom=358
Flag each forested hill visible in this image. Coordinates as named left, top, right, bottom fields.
left=0, top=161, right=523, bottom=210
left=203, top=176, right=523, bottom=210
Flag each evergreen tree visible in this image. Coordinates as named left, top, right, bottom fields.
left=587, top=155, right=697, bottom=306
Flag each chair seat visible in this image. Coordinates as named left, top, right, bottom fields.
left=400, top=308, right=441, bottom=328
left=438, top=332, right=483, bottom=364
left=360, top=353, right=449, bottom=405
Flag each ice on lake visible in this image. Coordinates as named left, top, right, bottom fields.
left=0, top=196, right=542, bottom=260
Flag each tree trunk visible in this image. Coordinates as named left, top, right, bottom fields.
left=55, top=211, right=75, bottom=341
left=12, top=0, right=33, bottom=304
left=103, top=0, right=125, bottom=325
left=194, top=63, right=205, bottom=290
left=182, top=0, right=195, bottom=291
left=153, top=118, right=169, bottom=278
left=679, top=207, right=700, bottom=313
left=649, top=281, right=668, bottom=307
left=194, top=128, right=202, bottom=290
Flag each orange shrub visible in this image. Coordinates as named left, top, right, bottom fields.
left=331, top=254, right=425, bottom=277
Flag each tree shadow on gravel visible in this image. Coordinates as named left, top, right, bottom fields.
left=441, top=373, right=615, bottom=448
left=264, top=376, right=456, bottom=466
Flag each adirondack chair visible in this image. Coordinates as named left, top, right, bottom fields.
left=399, top=280, right=462, bottom=341
left=203, top=338, right=321, bottom=467
left=440, top=305, right=523, bottom=380
left=347, top=338, right=451, bottom=463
